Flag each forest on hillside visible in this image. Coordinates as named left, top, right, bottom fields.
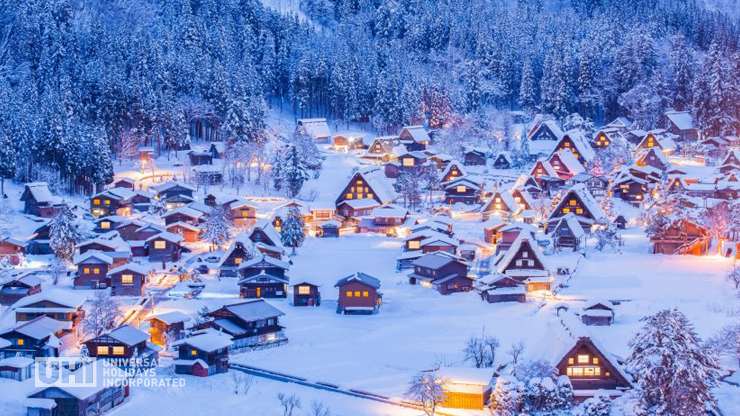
left=0, top=0, right=738, bottom=193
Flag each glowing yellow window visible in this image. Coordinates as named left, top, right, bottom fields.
left=366, top=193, right=373, bottom=199
left=456, top=185, right=466, bottom=193
left=241, top=211, right=249, bottom=217
left=357, top=180, right=363, bottom=185
left=104, top=200, right=110, bottom=205
left=495, top=197, right=501, bottom=202
left=298, top=286, right=311, bottom=295
left=357, top=193, right=363, bottom=199
left=84, top=268, right=90, bottom=274
left=16, top=339, right=24, bottom=346
left=593, top=357, right=599, bottom=364
left=235, top=258, right=242, bottom=264
left=121, top=274, right=133, bottom=284
left=191, top=349, right=197, bottom=356
left=362, top=291, right=369, bottom=297
left=402, top=158, right=414, bottom=167
left=93, top=199, right=100, bottom=205
left=101, top=222, right=110, bottom=229
left=569, top=200, right=576, bottom=206
left=354, top=291, right=360, bottom=297
left=112, top=346, right=125, bottom=355
left=568, top=358, right=574, bottom=364
left=346, top=193, right=353, bottom=199
left=97, top=346, right=109, bottom=355
left=564, top=142, right=570, bottom=147
left=93, top=268, right=100, bottom=274
left=576, top=208, right=583, bottom=214
left=577, top=355, right=589, bottom=364
left=495, top=204, right=501, bottom=210
left=562, top=208, right=570, bottom=213
left=346, top=291, right=353, bottom=297
left=408, top=241, right=420, bottom=250
left=154, top=240, right=166, bottom=249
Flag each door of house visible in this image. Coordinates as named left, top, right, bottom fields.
left=256, top=287, right=261, bottom=298
left=308, top=298, right=313, bottom=307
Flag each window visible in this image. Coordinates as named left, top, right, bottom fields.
left=357, top=180, right=363, bottom=185
left=577, top=355, right=589, bottom=364
left=121, top=274, right=133, bottom=284
left=154, top=240, right=166, bottom=250
left=101, top=222, right=110, bottom=229
left=235, top=258, right=243, bottom=264
left=241, top=211, right=249, bottom=217
left=93, top=199, right=100, bottom=205
left=16, top=339, right=24, bottom=346
left=346, top=193, right=353, bottom=199
left=366, top=193, right=373, bottom=199
left=298, top=286, right=311, bottom=295
left=93, top=268, right=100, bottom=274
left=104, top=200, right=111, bottom=205
left=516, top=260, right=523, bottom=267
left=113, top=346, right=125, bottom=355
left=408, top=241, right=420, bottom=250
left=522, top=251, right=528, bottom=258
left=346, top=291, right=353, bottom=297
left=568, top=358, right=574, bottom=364
left=97, top=346, right=109, bottom=355
left=593, top=357, right=599, bottom=364
left=84, top=268, right=90, bottom=274
left=362, top=291, right=369, bottom=297
left=456, top=185, right=466, bottom=193
left=402, top=158, right=415, bottom=167
left=569, top=200, right=576, bottom=206
left=354, top=291, right=361, bottom=297
left=191, top=349, right=197, bottom=356
left=357, top=193, right=363, bottom=199
left=562, top=208, right=570, bottom=213
left=576, top=208, right=583, bottom=214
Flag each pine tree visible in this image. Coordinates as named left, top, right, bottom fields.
left=280, top=206, right=305, bottom=256
left=490, top=376, right=521, bottom=416
left=669, top=36, right=694, bottom=112
left=283, top=146, right=310, bottom=198
left=627, top=309, right=721, bottom=416
left=49, top=205, right=81, bottom=262
left=201, top=205, right=231, bottom=250
left=519, top=58, right=536, bottom=114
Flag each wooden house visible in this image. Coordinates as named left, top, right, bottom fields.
left=146, top=232, right=184, bottom=263
left=151, top=181, right=196, bottom=207
left=173, top=333, right=233, bottom=377
left=636, top=147, right=670, bottom=171
left=108, top=263, right=149, bottom=297
left=546, top=184, right=607, bottom=231
left=478, top=275, right=526, bottom=303
left=440, top=161, right=466, bottom=183
left=462, top=147, right=487, bottom=166
left=73, top=251, right=114, bottom=290
left=0, top=275, right=43, bottom=306
left=146, top=311, right=190, bottom=346
left=26, top=222, right=53, bottom=255
left=334, top=272, right=381, bottom=315
left=527, top=119, right=563, bottom=156
left=0, top=316, right=68, bottom=358
left=0, top=356, right=34, bottom=381
left=567, top=173, right=609, bottom=198
left=581, top=300, right=615, bottom=326
left=610, top=168, right=650, bottom=205
left=496, top=223, right=538, bottom=253
left=721, top=150, right=740, bottom=170
left=404, top=230, right=459, bottom=254
left=398, top=125, right=430, bottom=151
left=13, top=289, right=86, bottom=333
left=613, top=215, right=627, bottom=229
left=362, top=136, right=401, bottom=162
left=636, top=130, right=677, bottom=156
left=357, top=204, right=409, bottom=235
left=385, top=151, right=430, bottom=178
left=292, top=282, right=321, bottom=307
left=0, top=237, right=26, bottom=266
left=90, top=188, right=135, bottom=217
left=85, top=325, right=158, bottom=366
left=444, top=177, right=483, bottom=204
left=548, top=149, right=586, bottom=180
left=297, top=118, right=331, bottom=142
left=237, top=254, right=290, bottom=299
left=511, top=188, right=535, bottom=212
left=166, top=222, right=201, bottom=243
left=408, top=252, right=472, bottom=295
left=493, top=234, right=550, bottom=292
left=651, top=218, right=709, bottom=255
left=209, top=142, right=226, bottom=159
left=530, top=158, right=558, bottom=186
left=481, top=190, right=519, bottom=221
left=162, top=206, right=204, bottom=226
left=201, top=300, right=287, bottom=349
left=187, top=150, right=213, bottom=166
left=332, top=134, right=365, bottom=152
left=94, top=216, right=126, bottom=233
left=111, top=178, right=135, bottom=189
left=483, top=218, right=506, bottom=245
left=24, top=362, right=129, bottom=416
left=20, top=183, right=65, bottom=218
left=492, top=151, right=512, bottom=169
left=550, top=213, right=586, bottom=251
left=248, top=219, right=285, bottom=259
left=660, top=110, right=699, bottom=142
left=77, top=231, right=132, bottom=267
left=551, top=130, right=595, bottom=168
left=605, top=116, right=633, bottom=133
left=335, top=167, right=398, bottom=216
left=436, top=367, right=494, bottom=410
left=319, top=219, right=341, bottom=237
left=231, top=201, right=258, bottom=227
left=217, top=233, right=256, bottom=277
left=527, top=313, right=632, bottom=399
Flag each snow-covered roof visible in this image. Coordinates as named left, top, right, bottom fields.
left=166, top=221, right=201, bottom=232
left=335, top=272, right=381, bottom=289
left=78, top=231, right=131, bottom=255
left=637, top=147, right=669, bottom=168
left=151, top=181, right=196, bottom=194
left=357, top=166, right=398, bottom=204
left=436, top=367, right=494, bottom=387
left=28, top=361, right=128, bottom=400
left=582, top=299, right=615, bottom=310
left=251, top=219, right=284, bottom=249
left=321, top=219, right=342, bottom=227
left=444, top=177, right=482, bottom=190
left=496, top=233, right=548, bottom=275
left=73, top=250, right=114, bottom=266
left=146, top=231, right=184, bottom=244
left=553, top=213, right=586, bottom=239
left=218, top=232, right=256, bottom=268
left=13, top=288, right=85, bottom=310
left=147, top=311, right=191, bottom=325
left=162, top=206, right=204, bottom=219
left=340, top=198, right=381, bottom=210
left=1, top=316, right=70, bottom=340
left=550, top=150, right=586, bottom=176
left=548, top=184, right=607, bottom=224
left=531, top=158, right=558, bottom=177
left=664, top=110, right=695, bottom=131
left=297, top=118, right=331, bottom=139
left=482, top=190, right=519, bottom=213
left=240, top=253, right=291, bottom=271
left=371, top=204, right=408, bottom=218
left=173, top=332, right=233, bottom=352
left=106, top=325, right=150, bottom=346
left=413, top=252, right=463, bottom=270
left=107, top=262, right=151, bottom=276
left=440, top=161, right=467, bottom=181
left=563, top=129, right=595, bottom=162
left=23, top=183, right=57, bottom=204
left=399, top=125, right=431, bottom=143
left=0, top=356, right=34, bottom=368
left=223, top=299, right=285, bottom=321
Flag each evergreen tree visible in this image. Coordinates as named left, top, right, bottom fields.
left=202, top=205, right=232, bottom=250
left=283, top=146, right=310, bottom=198
left=627, top=309, right=721, bottom=416
left=280, top=206, right=305, bottom=256
left=49, top=205, right=81, bottom=262
left=519, top=58, right=536, bottom=114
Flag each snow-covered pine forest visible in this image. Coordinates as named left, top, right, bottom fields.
left=0, top=0, right=739, bottom=193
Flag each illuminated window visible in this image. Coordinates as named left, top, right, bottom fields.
left=112, top=346, right=125, bottom=355
left=562, top=208, right=570, bottom=213
left=354, top=291, right=360, bottom=297
left=577, top=355, right=589, bottom=364
left=495, top=204, right=501, bottom=210
left=366, top=193, right=373, bottom=199
left=298, top=286, right=311, bottom=295
left=357, top=180, right=363, bottom=185
left=93, top=199, right=100, bottom=205
left=93, top=268, right=100, bottom=274
left=101, top=222, right=110, bottom=229
left=402, top=158, right=415, bottom=167
left=235, top=258, right=243, bottom=264
left=456, top=185, right=466, bottom=193
left=568, top=358, right=574, bottom=364
left=191, top=349, right=197, bottom=356
left=569, top=200, right=576, bottom=206
left=346, top=193, right=353, bottom=199
left=97, top=346, right=109, bottom=355
left=564, top=142, right=570, bottom=147
left=408, top=241, right=420, bottom=250
left=154, top=240, right=166, bottom=250
left=16, top=339, right=24, bottom=346
left=346, top=291, right=353, bottom=297
left=576, top=208, right=583, bottom=214
left=593, top=357, right=599, bottom=364
left=104, top=200, right=110, bottom=205
left=241, top=211, right=249, bottom=217
left=495, top=197, right=501, bottom=202
left=84, top=268, right=90, bottom=274
left=584, top=367, right=601, bottom=376
left=362, top=291, right=369, bottom=297
left=121, top=274, right=133, bottom=284
left=357, top=193, right=363, bottom=199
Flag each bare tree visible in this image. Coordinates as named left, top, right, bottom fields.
left=727, top=265, right=740, bottom=289
left=463, top=331, right=499, bottom=368
left=231, top=372, right=255, bottom=395
left=82, top=291, right=122, bottom=337
left=406, top=371, right=448, bottom=416
left=277, top=392, right=301, bottom=416
left=49, top=257, right=67, bottom=285
left=508, top=340, right=525, bottom=365
left=306, top=400, right=331, bottom=416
